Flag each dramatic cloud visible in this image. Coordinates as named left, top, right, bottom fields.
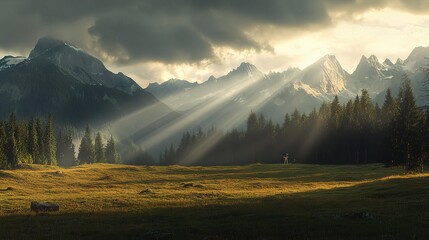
left=88, top=0, right=330, bottom=64
left=1, top=0, right=429, bottom=68
left=0, top=0, right=330, bottom=63
left=88, top=14, right=215, bottom=64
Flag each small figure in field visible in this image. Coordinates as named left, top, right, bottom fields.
left=283, top=153, right=289, bottom=164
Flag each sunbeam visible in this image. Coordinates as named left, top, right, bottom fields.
left=134, top=73, right=268, bottom=153
left=109, top=101, right=176, bottom=142
left=176, top=73, right=299, bottom=165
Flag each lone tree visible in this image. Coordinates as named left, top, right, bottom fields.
left=105, top=136, right=120, bottom=164
left=78, top=125, right=95, bottom=164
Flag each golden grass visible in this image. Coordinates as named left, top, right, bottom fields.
left=1, top=163, right=429, bottom=239
left=0, top=163, right=422, bottom=215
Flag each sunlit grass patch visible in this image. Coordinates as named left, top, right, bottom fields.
left=1, top=163, right=428, bottom=239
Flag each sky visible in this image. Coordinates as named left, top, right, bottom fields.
left=1, top=0, right=429, bottom=87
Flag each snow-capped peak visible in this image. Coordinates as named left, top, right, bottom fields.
left=218, top=62, right=264, bottom=82
left=0, top=56, right=26, bottom=71
left=235, top=62, right=259, bottom=77
left=367, top=55, right=384, bottom=69
left=383, top=58, right=394, bottom=67
left=316, top=55, right=347, bottom=74
left=29, top=36, right=67, bottom=59
left=352, top=54, right=387, bottom=83
left=395, top=58, right=405, bottom=66
left=406, top=46, right=429, bottom=62
left=298, top=54, right=348, bottom=95
left=356, top=55, right=384, bottom=70
left=65, top=43, right=82, bottom=52
left=403, top=46, right=429, bottom=70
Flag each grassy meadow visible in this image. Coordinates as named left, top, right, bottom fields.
left=0, top=163, right=429, bottom=239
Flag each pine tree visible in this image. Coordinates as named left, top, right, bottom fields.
left=105, top=136, right=120, bottom=164
left=56, top=129, right=64, bottom=164
left=246, top=111, right=259, bottom=162
left=393, top=76, right=422, bottom=167
left=167, top=144, right=175, bottom=165
left=5, top=113, right=19, bottom=168
left=5, top=134, right=19, bottom=168
left=0, top=121, right=7, bottom=169
left=7, top=113, right=17, bottom=137
left=423, top=59, right=429, bottom=103
left=342, top=100, right=355, bottom=128
left=246, top=111, right=259, bottom=137
left=382, top=89, right=397, bottom=127
left=176, top=131, right=192, bottom=162
left=17, top=120, right=30, bottom=163
left=27, top=118, right=39, bottom=164
left=35, top=117, right=46, bottom=164
left=43, top=115, right=57, bottom=165
left=330, top=95, right=342, bottom=129
left=94, top=132, right=106, bottom=163
left=290, top=109, right=302, bottom=128
left=159, top=147, right=167, bottom=165
left=381, top=88, right=398, bottom=163
left=78, top=125, right=95, bottom=164
left=359, top=89, right=375, bottom=127
left=318, top=102, right=331, bottom=122
left=58, top=129, right=76, bottom=167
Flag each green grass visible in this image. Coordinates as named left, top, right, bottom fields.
left=1, top=163, right=429, bottom=239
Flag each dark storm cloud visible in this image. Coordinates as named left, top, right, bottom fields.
left=88, top=0, right=330, bottom=64
left=1, top=0, right=429, bottom=64
left=139, top=0, right=329, bottom=26
left=88, top=14, right=215, bottom=64
left=0, top=0, right=330, bottom=63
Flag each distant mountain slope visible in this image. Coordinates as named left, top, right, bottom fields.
left=146, top=79, right=199, bottom=106
left=349, top=55, right=402, bottom=95
left=374, top=46, right=429, bottom=105
left=28, top=37, right=140, bottom=94
left=0, top=37, right=174, bottom=128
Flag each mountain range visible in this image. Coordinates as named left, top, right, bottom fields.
left=1, top=37, right=428, bottom=157
left=145, top=47, right=428, bottom=127
left=0, top=37, right=175, bottom=128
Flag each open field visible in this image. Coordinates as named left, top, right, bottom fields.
left=1, top=163, right=429, bottom=239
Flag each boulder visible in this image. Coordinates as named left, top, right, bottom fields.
left=30, top=201, right=59, bottom=212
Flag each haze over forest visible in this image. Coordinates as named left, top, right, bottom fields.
left=0, top=0, right=429, bottom=166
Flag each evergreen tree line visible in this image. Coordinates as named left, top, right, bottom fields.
left=160, top=78, right=429, bottom=168
left=77, top=126, right=120, bottom=164
left=77, top=125, right=120, bottom=165
left=0, top=115, right=120, bottom=169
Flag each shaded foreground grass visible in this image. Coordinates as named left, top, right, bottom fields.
left=1, top=163, right=429, bottom=239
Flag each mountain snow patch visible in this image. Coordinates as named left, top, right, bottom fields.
left=0, top=57, right=25, bottom=71
left=65, top=43, right=82, bottom=52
